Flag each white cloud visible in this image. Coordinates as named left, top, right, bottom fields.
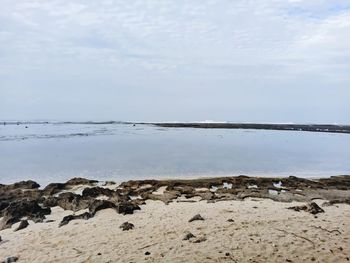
left=0, top=0, right=349, bottom=122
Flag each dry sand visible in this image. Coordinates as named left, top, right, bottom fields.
left=0, top=198, right=349, bottom=263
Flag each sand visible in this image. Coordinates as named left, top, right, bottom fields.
left=0, top=198, right=349, bottom=263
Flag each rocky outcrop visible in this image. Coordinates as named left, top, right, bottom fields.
left=0, top=200, right=51, bottom=230
left=0, top=175, right=349, bottom=231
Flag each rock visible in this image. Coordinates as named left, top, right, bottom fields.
left=0, top=180, right=40, bottom=191
left=0, top=236, right=2, bottom=242
left=42, top=183, right=66, bottom=195
left=89, top=200, right=117, bottom=215
left=183, top=232, right=195, bottom=240
left=145, top=251, right=151, bottom=255
left=0, top=200, right=51, bottom=230
left=189, top=214, right=204, bottom=222
left=14, top=220, right=29, bottom=231
left=55, top=192, right=91, bottom=212
left=288, top=202, right=324, bottom=215
left=115, top=202, right=140, bottom=215
left=59, top=212, right=92, bottom=227
left=43, top=178, right=98, bottom=195
left=120, top=222, right=134, bottom=231
left=82, top=187, right=119, bottom=198
left=3, top=257, right=18, bottom=263
left=227, top=219, right=234, bottom=222
left=192, top=236, right=207, bottom=243
left=65, top=177, right=98, bottom=186
left=225, top=252, right=230, bottom=256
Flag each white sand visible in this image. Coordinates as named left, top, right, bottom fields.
left=0, top=199, right=349, bottom=263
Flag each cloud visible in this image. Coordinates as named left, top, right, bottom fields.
left=0, top=0, right=349, bottom=122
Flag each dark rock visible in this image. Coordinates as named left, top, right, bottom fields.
left=192, top=236, right=207, bottom=243
left=55, top=192, right=91, bottom=212
left=82, top=187, right=120, bottom=199
left=0, top=202, right=10, bottom=213
left=227, top=219, right=234, bottom=222
left=89, top=200, right=117, bottom=215
left=288, top=202, right=324, bottom=215
left=183, top=232, right=195, bottom=240
left=3, top=257, right=19, bottom=263
left=59, top=212, right=92, bottom=227
left=43, top=183, right=66, bottom=195
left=120, top=222, right=134, bottom=231
left=115, top=202, right=140, bottom=215
left=189, top=214, right=204, bottom=222
left=0, top=180, right=40, bottom=191
left=145, top=251, right=151, bottom=255
left=97, top=253, right=102, bottom=256
left=42, top=196, right=58, bottom=208
left=0, top=200, right=51, bottom=230
left=14, top=220, right=29, bottom=231
left=225, top=252, right=230, bottom=256
left=65, top=177, right=98, bottom=186
left=43, top=178, right=98, bottom=195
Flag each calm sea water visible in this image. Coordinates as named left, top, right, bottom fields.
left=0, top=123, right=349, bottom=186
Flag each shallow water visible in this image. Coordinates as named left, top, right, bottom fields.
left=0, top=123, right=349, bottom=186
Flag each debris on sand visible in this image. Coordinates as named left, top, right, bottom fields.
left=183, top=232, right=196, bottom=240
left=288, top=202, right=324, bottom=215
left=120, top=222, right=134, bottom=231
left=189, top=214, right=204, bottom=222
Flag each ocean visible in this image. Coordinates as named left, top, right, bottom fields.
left=1, top=122, right=349, bottom=186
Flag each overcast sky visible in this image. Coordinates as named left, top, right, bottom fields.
left=1, top=0, right=349, bottom=123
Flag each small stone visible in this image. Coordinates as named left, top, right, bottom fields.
left=14, top=220, right=29, bottom=232
left=97, top=253, right=101, bottom=256
left=227, top=219, right=234, bottom=222
left=225, top=252, right=230, bottom=256
left=183, top=232, right=195, bottom=240
left=145, top=251, right=151, bottom=255
left=189, top=214, right=204, bottom=222
left=311, top=257, right=316, bottom=261
left=120, top=222, right=134, bottom=231
left=5, top=257, right=19, bottom=263
left=192, top=236, right=207, bottom=243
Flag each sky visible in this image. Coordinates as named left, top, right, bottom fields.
left=0, top=0, right=350, bottom=123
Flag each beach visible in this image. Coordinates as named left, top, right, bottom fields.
left=1, top=176, right=349, bottom=262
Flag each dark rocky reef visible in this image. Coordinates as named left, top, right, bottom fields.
left=0, top=175, right=349, bottom=231
left=150, top=123, right=350, bottom=134
left=118, top=175, right=350, bottom=204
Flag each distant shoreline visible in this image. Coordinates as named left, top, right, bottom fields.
left=149, top=122, right=350, bottom=134
left=2, top=120, right=350, bottom=134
